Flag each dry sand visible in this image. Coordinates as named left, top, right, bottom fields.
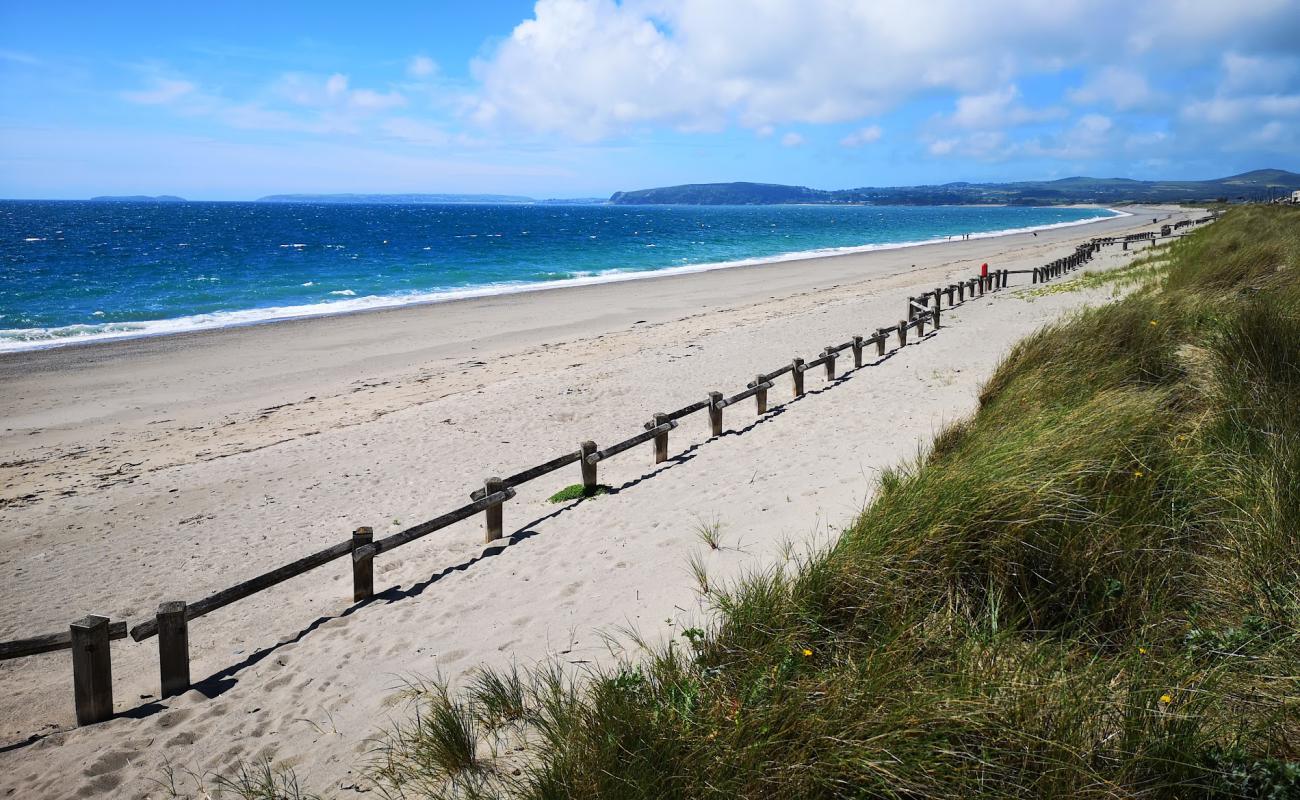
left=0, top=206, right=1191, bottom=797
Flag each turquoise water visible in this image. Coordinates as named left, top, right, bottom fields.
left=0, top=201, right=1118, bottom=351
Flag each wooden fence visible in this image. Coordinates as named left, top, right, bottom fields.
left=0, top=214, right=1218, bottom=727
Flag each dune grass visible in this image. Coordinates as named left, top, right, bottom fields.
left=547, top=483, right=611, bottom=503
left=196, top=206, right=1294, bottom=800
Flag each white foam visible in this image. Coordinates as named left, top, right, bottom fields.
left=0, top=209, right=1126, bottom=354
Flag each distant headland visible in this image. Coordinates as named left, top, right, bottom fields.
left=608, top=168, right=1300, bottom=206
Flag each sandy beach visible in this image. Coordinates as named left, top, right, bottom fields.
left=0, top=206, right=1190, bottom=798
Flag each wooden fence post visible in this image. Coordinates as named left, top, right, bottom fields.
left=916, top=314, right=926, bottom=337
left=852, top=336, right=864, bottom=369
left=652, top=412, right=670, bottom=463
left=157, top=601, right=190, bottom=698
left=907, top=297, right=916, bottom=320
left=875, top=331, right=887, bottom=356
left=898, top=320, right=908, bottom=347
left=792, top=358, right=805, bottom=397
left=754, top=375, right=768, bottom=414
left=351, top=526, right=373, bottom=602
left=946, top=286, right=955, bottom=305
left=957, top=281, right=965, bottom=301
left=71, top=615, right=112, bottom=726
left=1032, top=268, right=1038, bottom=284
left=824, top=347, right=836, bottom=381
left=484, top=477, right=504, bottom=542
left=580, top=440, right=598, bottom=490
left=932, top=301, right=941, bottom=329
left=708, top=392, right=724, bottom=437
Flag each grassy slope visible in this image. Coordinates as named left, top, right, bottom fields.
left=360, top=207, right=1300, bottom=799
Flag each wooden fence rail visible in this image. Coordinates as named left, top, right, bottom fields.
left=0, top=213, right=1221, bottom=728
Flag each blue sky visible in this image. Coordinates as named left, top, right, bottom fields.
left=2, top=0, right=1298, bottom=199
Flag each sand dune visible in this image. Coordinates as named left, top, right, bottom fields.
left=0, top=207, right=1191, bottom=798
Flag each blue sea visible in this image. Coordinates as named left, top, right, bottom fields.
left=0, top=201, right=1120, bottom=352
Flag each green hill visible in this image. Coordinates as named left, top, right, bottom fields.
left=610, top=169, right=1300, bottom=206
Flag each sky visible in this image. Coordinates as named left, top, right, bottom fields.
left=1, top=0, right=1298, bottom=200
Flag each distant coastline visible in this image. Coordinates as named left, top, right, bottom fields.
left=608, top=168, right=1300, bottom=206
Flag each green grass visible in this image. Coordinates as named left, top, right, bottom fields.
left=547, top=483, right=611, bottom=503
left=231, top=207, right=1300, bottom=798
left=1025, top=244, right=1174, bottom=298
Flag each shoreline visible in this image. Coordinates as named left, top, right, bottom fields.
left=0, top=207, right=1126, bottom=354
left=0, top=206, right=1193, bottom=797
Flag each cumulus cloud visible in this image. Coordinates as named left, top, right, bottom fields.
left=947, top=85, right=1065, bottom=129
left=780, top=132, right=805, bottom=147
left=840, top=125, right=883, bottom=147
left=468, top=0, right=1300, bottom=140
left=1067, top=67, right=1155, bottom=111
left=407, top=55, right=438, bottom=78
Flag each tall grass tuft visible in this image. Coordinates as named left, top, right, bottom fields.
left=369, top=206, right=1300, bottom=799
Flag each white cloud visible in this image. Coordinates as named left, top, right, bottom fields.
left=407, top=55, right=438, bottom=78
left=469, top=0, right=1299, bottom=140
left=840, top=125, right=883, bottom=147
left=780, top=131, right=805, bottom=147
left=947, top=85, right=1065, bottom=129
left=326, top=73, right=349, bottom=98
left=1067, top=67, right=1155, bottom=111
left=121, top=70, right=407, bottom=137
left=121, top=78, right=196, bottom=105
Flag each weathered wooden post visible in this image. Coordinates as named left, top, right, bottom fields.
left=753, top=374, right=768, bottom=414
left=71, top=615, right=112, bottom=726
left=875, top=330, right=887, bottom=356
left=1032, top=267, right=1039, bottom=284
left=824, top=347, right=837, bottom=381
left=916, top=314, right=926, bottom=337
left=652, top=412, right=670, bottom=463
left=907, top=296, right=916, bottom=320
left=351, top=526, right=373, bottom=602
left=932, top=301, right=941, bottom=329
left=1002, top=268, right=1008, bottom=288
left=946, top=286, right=955, bottom=305
left=708, top=392, right=724, bottom=437
left=897, top=320, right=908, bottom=347
left=580, top=440, right=598, bottom=490
left=851, top=336, right=864, bottom=368
left=957, top=281, right=965, bottom=301
left=792, top=358, right=805, bottom=397
left=484, top=477, right=504, bottom=542
left=156, top=601, right=190, bottom=698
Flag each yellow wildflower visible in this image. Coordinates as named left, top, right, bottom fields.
left=801, top=648, right=813, bottom=657
left=1135, top=470, right=1144, bottom=477
left=1138, top=647, right=1148, bottom=655
left=1160, top=693, right=1173, bottom=705
left=1150, top=320, right=1158, bottom=326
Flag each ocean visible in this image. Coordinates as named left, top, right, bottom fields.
left=0, top=201, right=1119, bottom=352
